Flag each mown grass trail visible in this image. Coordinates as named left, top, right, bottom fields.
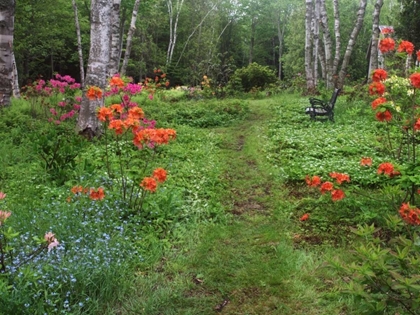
left=120, top=97, right=347, bottom=315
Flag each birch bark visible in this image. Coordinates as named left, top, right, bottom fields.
left=76, top=0, right=112, bottom=138
left=337, top=0, right=367, bottom=88
left=305, top=0, right=315, bottom=91
left=319, top=0, right=333, bottom=88
left=120, top=0, right=141, bottom=76
left=72, top=0, right=85, bottom=88
left=0, top=0, right=15, bottom=106
left=109, top=0, right=122, bottom=77
left=166, top=0, right=185, bottom=65
left=368, top=0, right=383, bottom=77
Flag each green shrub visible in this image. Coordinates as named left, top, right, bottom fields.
left=226, top=63, right=277, bottom=93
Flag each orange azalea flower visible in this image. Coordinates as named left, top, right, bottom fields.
left=109, top=76, right=125, bottom=88
left=0, top=210, right=11, bottom=225
left=375, top=110, right=392, bottom=122
left=320, top=181, right=334, bottom=194
left=305, top=175, right=321, bottom=187
left=329, top=172, right=350, bottom=184
left=97, top=107, right=114, bottom=122
left=372, top=69, right=387, bottom=82
left=153, top=168, right=167, bottom=183
left=161, top=73, right=166, bottom=78
left=417, top=50, right=420, bottom=62
left=128, top=107, right=144, bottom=120
left=360, top=157, right=373, bottom=167
left=165, top=81, right=170, bottom=87
left=89, top=187, right=105, bottom=200
left=110, top=104, right=123, bottom=114
left=123, top=117, right=138, bottom=130
left=414, top=118, right=420, bottom=131
left=377, top=162, right=394, bottom=176
left=379, top=38, right=395, bottom=53
left=109, top=119, right=125, bottom=135
left=397, top=40, right=415, bottom=55
left=140, top=177, right=157, bottom=193
left=381, top=27, right=393, bottom=35
left=299, top=213, right=310, bottom=221
left=133, top=128, right=177, bottom=147
left=399, top=203, right=420, bottom=225
left=409, top=73, right=420, bottom=89
left=371, top=97, right=387, bottom=110
left=71, top=185, right=84, bottom=194
left=86, top=86, right=103, bottom=100
left=369, top=81, right=385, bottom=96
left=331, top=189, right=345, bottom=201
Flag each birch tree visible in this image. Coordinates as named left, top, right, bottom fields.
left=72, top=0, right=85, bottom=88
left=109, top=0, right=122, bottom=77
left=312, top=0, right=320, bottom=87
left=304, top=0, right=315, bottom=91
left=337, top=0, right=367, bottom=88
left=166, top=0, right=185, bottom=65
left=0, top=0, right=15, bottom=106
left=120, top=0, right=141, bottom=76
left=77, top=0, right=112, bottom=138
left=368, top=0, right=384, bottom=76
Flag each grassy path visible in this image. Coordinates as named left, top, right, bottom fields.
left=120, top=99, right=346, bottom=314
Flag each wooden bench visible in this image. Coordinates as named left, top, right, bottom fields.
left=305, top=88, right=340, bottom=122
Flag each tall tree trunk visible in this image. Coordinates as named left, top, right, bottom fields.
left=11, top=50, right=19, bottom=98
left=120, top=0, right=141, bottom=76
left=312, top=0, right=320, bottom=87
left=109, top=0, right=121, bottom=76
left=319, top=0, right=333, bottom=88
left=305, top=0, right=315, bottom=91
left=249, top=17, right=257, bottom=64
left=166, top=0, right=185, bottom=65
left=0, top=0, right=15, bottom=106
left=337, top=0, right=367, bottom=88
left=77, top=0, right=112, bottom=138
left=72, top=0, right=85, bottom=88
left=368, top=0, right=383, bottom=77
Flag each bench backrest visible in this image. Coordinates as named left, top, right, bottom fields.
left=329, top=88, right=341, bottom=109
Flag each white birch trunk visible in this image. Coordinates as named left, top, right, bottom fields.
left=319, top=0, right=333, bottom=88
left=305, top=0, right=315, bottom=91
left=77, top=0, right=112, bottom=138
left=109, top=0, right=122, bottom=77
left=368, top=0, right=383, bottom=76
left=120, top=0, right=141, bottom=76
left=166, top=0, right=185, bottom=65
left=332, top=0, right=340, bottom=76
left=313, top=0, right=320, bottom=87
left=11, top=51, right=19, bottom=98
left=0, top=0, right=15, bottom=106
left=337, top=0, right=367, bottom=88
left=72, top=0, right=85, bottom=88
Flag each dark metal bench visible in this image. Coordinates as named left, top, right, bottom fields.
left=305, top=88, right=340, bottom=122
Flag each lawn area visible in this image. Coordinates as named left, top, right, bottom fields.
left=0, top=88, right=418, bottom=314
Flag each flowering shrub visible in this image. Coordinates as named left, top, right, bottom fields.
left=88, top=75, right=176, bottom=213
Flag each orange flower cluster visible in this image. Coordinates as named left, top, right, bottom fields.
left=414, top=118, right=420, bottom=131
left=305, top=174, right=346, bottom=202
left=299, top=213, right=309, bottom=221
left=109, top=76, right=125, bottom=88
left=417, top=50, right=420, bottom=62
left=140, top=168, right=168, bottom=193
left=371, top=97, right=387, bottom=110
left=133, top=128, right=176, bottom=148
left=409, top=73, right=420, bottom=89
left=369, top=81, right=385, bottom=96
left=69, top=185, right=105, bottom=201
left=97, top=104, right=146, bottom=137
left=381, top=27, right=393, bottom=35
left=399, top=203, right=420, bottom=225
left=305, top=175, right=321, bottom=187
left=372, top=69, right=387, bottom=82
left=377, top=162, right=400, bottom=177
left=360, top=157, right=373, bottom=167
left=379, top=38, right=395, bottom=53
left=329, top=172, right=350, bottom=185
left=375, top=110, right=392, bottom=122
left=397, top=40, right=415, bottom=55
left=86, top=86, right=103, bottom=100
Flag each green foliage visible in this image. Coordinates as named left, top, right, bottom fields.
left=226, top=63, right=277, bottom=93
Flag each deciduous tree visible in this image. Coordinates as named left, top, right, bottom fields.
left=0, top=0, right=15, bottom=106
